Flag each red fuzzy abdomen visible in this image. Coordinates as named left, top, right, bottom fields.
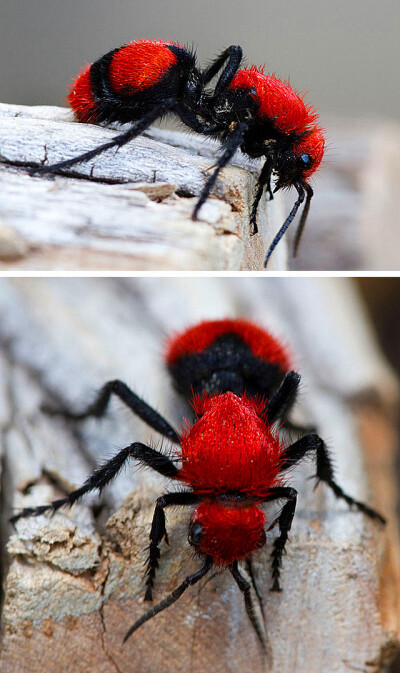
left=166, top=318, right=291, bottom=371
left=108, top=40, right=177, bottom=95
left=68, top=64, right=98, bottom=123
left=179, top=392, right=284, bottom=495
left=68, top=40, right=179, bottom=123
left=230, top=68, right=318, bottom=134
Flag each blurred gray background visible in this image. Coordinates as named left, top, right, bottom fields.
left=1, top=0, right=399, bottom=123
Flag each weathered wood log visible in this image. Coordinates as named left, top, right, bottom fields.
left=0, top=278, right=399, bottom=673
left=0, top=103, right=287, bottom=271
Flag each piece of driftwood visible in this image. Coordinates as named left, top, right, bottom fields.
left=0, top=278, right=399, bottom=673
left=0, top=102, right=287, bottom=271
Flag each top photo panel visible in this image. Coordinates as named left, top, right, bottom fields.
left=0, top=1, right=398, bottom=272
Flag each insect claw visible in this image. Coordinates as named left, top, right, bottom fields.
left=312, top=477, right=321, bottom=491
left=250, top=219, right=258, bottom=236
left=144, top=586, right=153, bottom=602
left=267, top=518, right=279, bottom=531
left=270, top=580, right=282, bottom=592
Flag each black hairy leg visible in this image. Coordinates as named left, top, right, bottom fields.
left=123, top=555, right=213, bottom=643
left=145, top=492, right=202, bottom=601
left=30, top=99, right=177, bottom=176
left=29, top=97, right=213, bottom=179
left=249, top=157, right=273, bottom=235
left=43, top=379, right=180, bottom=443
left=279, top=433, right=386, bottom=524
left=283, top=418, right=317, bottom=436
left=245, top=557, right=265, bottom=623
left=231, top=561, right=266, bottom=653
left=202, top=45, right=243, bottom=96
left=10, top=442, right=179, bottom=525
left=192, top=122, right=249, bottom=220
left=263, top=486, right=298, bottom=591
left=264, top=370, right=301, bottom=423
left=263, top=370, right=316, bottom=436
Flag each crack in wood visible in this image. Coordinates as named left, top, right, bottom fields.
left=98, top=552, right=124, bottom=673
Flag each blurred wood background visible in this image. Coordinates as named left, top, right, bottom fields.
left=289, top=120, right=400, bottom=271
left=0, top=278, right=399, bottom=673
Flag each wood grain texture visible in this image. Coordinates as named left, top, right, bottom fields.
left=0, top=278, right=398, bottom=673
left=0, top=103, right=287, bottom=271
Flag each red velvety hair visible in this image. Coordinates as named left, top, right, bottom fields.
left=166, top=318, right=291, bottom=371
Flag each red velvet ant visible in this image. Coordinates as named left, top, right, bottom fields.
left=28, top=39, right=325, bottom=267
left=10, top=319, right=384, bottom=652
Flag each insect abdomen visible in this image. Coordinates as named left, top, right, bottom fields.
left=68, top=40, right=193, bottom=125
left=166, top=319, right=291, bottom=398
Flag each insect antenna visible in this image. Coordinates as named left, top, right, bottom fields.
left=231, top=561, right=267, bottom=654
left=245, top=558, right=265, bottom=624
left=293, top=183, right=314, bottom=256
left=264, top=182, right=305, bottom=267
left=123, top=556, right=213, bottom=643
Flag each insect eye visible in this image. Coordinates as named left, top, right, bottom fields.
left=300, top=153, right=312, bottom=168
left=188, top=522, right=202, bottom=547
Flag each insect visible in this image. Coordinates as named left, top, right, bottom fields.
left=10, top=319, right=384, bottom=652
left=28, top=39, right=325, bottom=266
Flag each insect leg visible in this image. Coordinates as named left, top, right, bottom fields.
left=279, top=434, right=385, bottom=523
left=145, top=492, right=202, bottom=601
left=231, top=561, right=266, bottom=652
left=250, top=157, right=273, bottom=235
left=29, top=97, right=180, bottom=177
left=245, top=558, right=265, bottom=623
left=263, top=371, right=301, bottom=423
left=123, top=555, right=213, bottom=643
left=264, top=181, right=305, bottom=268
left=263, top=371, right=316, bottom=435
left=283, top=418, right=317, bottom=435
left=174, top=104, right=222, bottom=135
left=10, top=442, right=179, bottom=525
left=192, top=121, right=248, bottom=220
left=42, top=379, right=180, bottom=443
left=202, top=45, right=243, bottom=96
left=263, top=487, right=298, bottom=591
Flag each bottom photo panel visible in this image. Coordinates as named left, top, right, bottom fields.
left=0, top=277, right=399, bottom=673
